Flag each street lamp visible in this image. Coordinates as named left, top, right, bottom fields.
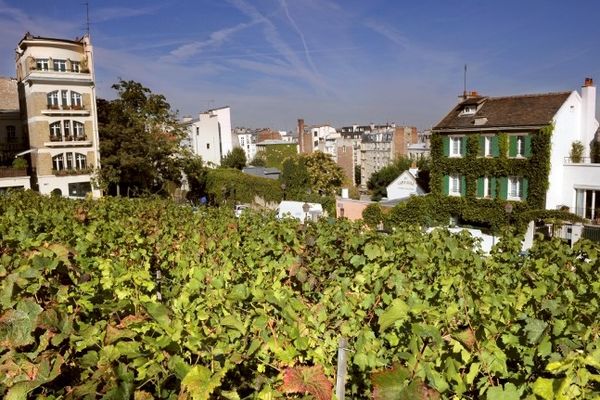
left=302, top=202, right=310, bottom=223
left=505, top=203, right=513, bottom=226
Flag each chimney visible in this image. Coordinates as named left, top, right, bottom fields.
left=298, top=118, right=304, bottom=153
left=581, top=77, right=598, bottom=158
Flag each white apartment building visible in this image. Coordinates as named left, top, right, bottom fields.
left=14, top=33, right=101, bottom=198
left=185, top=106, right=233, bottom=166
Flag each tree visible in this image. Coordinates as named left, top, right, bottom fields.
left=249, top=153, right=267, bottom=167
left=98, top=80, right=187, bottom=196
left=183, top=156, right=207, bottom=202
left=367, top=157, right=412, bottom=201
left=280, top=151, right=344, bottom=198
left=221, top=147, right=247, bottom=170
left=354, top=165, right=361, bottom=186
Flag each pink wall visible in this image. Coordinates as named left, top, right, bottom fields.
left=336, top=198, right=372, bottom=221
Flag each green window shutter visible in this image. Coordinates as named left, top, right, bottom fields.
left=443, top=175, right=449, bottom=195
left=478, top=136, right=485, bottom=157
left=508, top=136, right=517, bottom=157
left=491, top=136, right=500, bottom=157
left=460, top=175, right=466, bottom=197
left=522, top=178, right=529, bottom=200
left=524, top=135, right=532, bottom=157
left=491, top=177, right=497, bottom=198
left=476, top=177, right=484, bottom=197
left=460, top=137, right=467, bottom=156
left=443, top=137, right=449, bottom=157
left=499, top=177, right=508, bottom=200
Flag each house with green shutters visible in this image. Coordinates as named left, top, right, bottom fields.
left=430, top=78, right=600, bottom=224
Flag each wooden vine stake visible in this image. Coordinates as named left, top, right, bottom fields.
left=335, top=337, right=348, bottom=400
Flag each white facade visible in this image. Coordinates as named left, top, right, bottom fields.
left=15, top=34, right=101, bottom=199
left=309, top=125, right=337, bottom=150
left=546, top=80, right=599, bottom=212
left=186, top=106, right=233, bottom=166
left=386, top=170, right=425, bottom=200
left=237, top=132, right=256, bottom=162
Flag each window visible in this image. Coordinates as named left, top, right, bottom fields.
left=47, top=91, right=59, bottom=107
left=450, top=136, right=464, bottom=157
left=516, top=136, right=524, bottom=157
left=508, top=177, right=522, bottom=200
left=73, top=121, right=85, bottom=139
left=460, top=105, right=476, bottom=115
left=36, top=59, right=49, bottom=71
left=75, top=153, right=87, bottom=169
left=483, top=136, right=492, bottom=157
left=53, top=152, right=88, bottom=172
left=6, top=126, right=16, bottom=141
left=61, top=90, right=69, bottom=107
left=63, top=120, right=71, bottom=138
left=68, top=182, right=92, bottom=197
left=53, top=154, right=65, bottom=170
left=477, top=176, right=495, bottom=198
left=71, top=91, right=82, bottom=107
left=53, top=59, right=67, bottom=72
left=449, top=174, right=462, bottom=196
left=509, top=134, right=528, bottom=157
left=50, top=122, right=62, bottom=140
left=71, top=61, right=80, bottom=72
left=66, top=152, right=73, bottom=169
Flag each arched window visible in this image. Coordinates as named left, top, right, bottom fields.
left=52, top=154, right=64, bottom=170
left=71, top=91, right=82, bottom=107
left=75, top=153, right=87, bottom=169
left=73, top=121, right=85, bottom=139
left=47, top=91, right=59, bottom=108
left=50, top=122, right=62, bottom=140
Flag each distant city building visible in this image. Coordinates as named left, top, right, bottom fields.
left=234, top=127, right=257, bottom=162
left=184, top=106, right=233, bottom=166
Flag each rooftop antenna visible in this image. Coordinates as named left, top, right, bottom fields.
left=463, top=64, right=467, bottom=99
left=83, top=2, right=90, bottom=36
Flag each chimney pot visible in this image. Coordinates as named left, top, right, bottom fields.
left=584, top=77, right=594, bottom=87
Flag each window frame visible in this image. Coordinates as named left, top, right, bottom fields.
left=47, top=91, right=59, bottom=107
left=508, top=176, right=522, bottom=200
left=449, top=136, right=464, bottom=158
left=71, top=61, right=81, bottom=72
left=449, top=174, right=462, bottom=196
left=36, top=59, right=49, bottom=71
left=53, top=59, right=67, bottom=72
left=52, top=154, right=65, bottom=170
left=483, top=136, right=493, bottom=157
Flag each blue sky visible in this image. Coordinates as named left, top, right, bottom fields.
left=1, top=0, right=599, bottom=130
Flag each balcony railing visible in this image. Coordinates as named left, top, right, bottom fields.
left=52, top=167, right=93, bottom=176
left=46, top=104, right=86, bottom=111
left=0, top=167, right=28, bottom=178
left=49, top=135, right=87, bottom=142
left=31, top=67, right=90, bottom=73
left=563, top=157, right=599, bottom=164
left=572, top=207, right=600, bottom=225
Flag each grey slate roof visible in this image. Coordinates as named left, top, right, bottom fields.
left=434, top=92, right=572, bottom=131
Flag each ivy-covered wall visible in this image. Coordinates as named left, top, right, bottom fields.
left=402, top=125, right=555, bottom=229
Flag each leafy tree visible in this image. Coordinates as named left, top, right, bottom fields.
left=354, top=165, right=361, bottom=186
left=366, top=156, right=432, bottom=201
left=249, top=153, right=267, bottom=167
left=183, top=156, right=207, bottom=202
left=221, top=147, right=247, bottom=170
left=367, top=157, right=412, bottom=201
left=97, top=80, right=187, bottom=196
left=280, top=152, right=344, bottom=198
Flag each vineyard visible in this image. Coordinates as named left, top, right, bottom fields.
left=0, top=191, right=599, bottom=399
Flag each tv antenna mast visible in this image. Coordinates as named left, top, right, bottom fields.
left=463, top=64, right=468, bottom=98
left=83, top=2, right=90, bottom=36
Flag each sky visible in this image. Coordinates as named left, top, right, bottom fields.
left=1, top=1, right=599, bottom=131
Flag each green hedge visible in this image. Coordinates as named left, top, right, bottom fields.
left=206, top=168, right=283, bottom=204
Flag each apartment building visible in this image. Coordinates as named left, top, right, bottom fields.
left=184, top=106, right=233, bottom=166
left=13, top=33, right=101, bottom=198
left=0, top=77, right=30, bottom=191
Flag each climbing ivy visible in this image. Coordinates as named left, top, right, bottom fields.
left=405, top=125, right=555, bottom=230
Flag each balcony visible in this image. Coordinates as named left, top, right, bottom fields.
left=25, top=68, right=92, bottom=84
left=45, top=135, right=92, bottom=147
left=42, top=104, right=90, bottom=116
left=0, top=167, right=27, bottom=178
left=52, top=167, right=94, bottom=176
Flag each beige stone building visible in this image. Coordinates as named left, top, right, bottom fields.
left=13, top=33, right=101, bottom=198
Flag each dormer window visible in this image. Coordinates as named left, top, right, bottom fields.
left=460, top=105, right=477, bottom=115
